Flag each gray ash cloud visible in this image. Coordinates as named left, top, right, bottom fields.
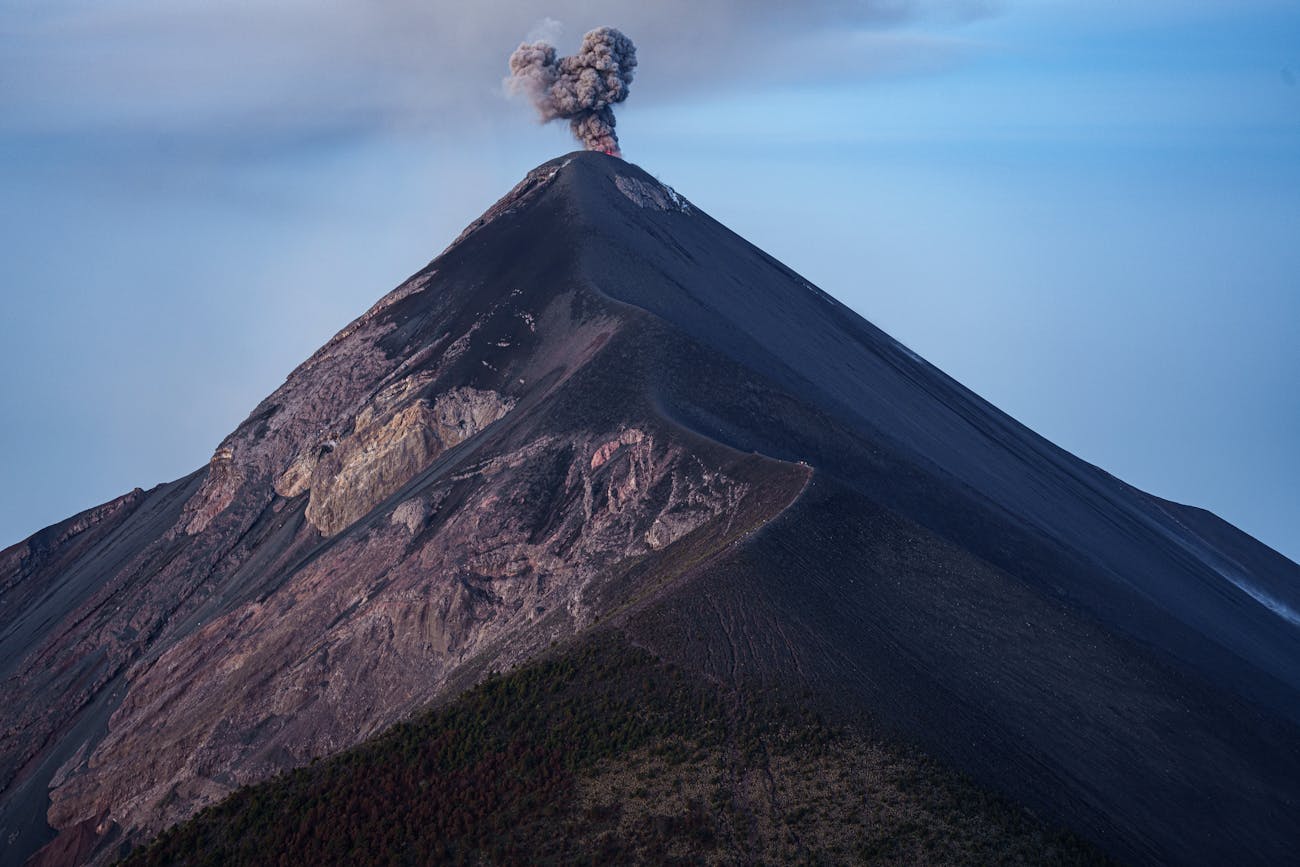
left=507, top=27, right=637, bottom=156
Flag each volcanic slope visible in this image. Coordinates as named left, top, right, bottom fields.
left=2, top=151, right=1298, bottom=866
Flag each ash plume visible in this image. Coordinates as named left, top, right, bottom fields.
left=507, top=26, right=637, bottom=156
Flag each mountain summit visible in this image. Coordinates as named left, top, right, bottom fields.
left=3, top=152, right=1298, bottom=866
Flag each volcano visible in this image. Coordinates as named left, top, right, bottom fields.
left=2, top=152, right=1298, bottom=866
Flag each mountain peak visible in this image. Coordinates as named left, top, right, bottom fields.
left=447, top=149, right=691, bottom=255
left=546, top=149, right=694, bottom=214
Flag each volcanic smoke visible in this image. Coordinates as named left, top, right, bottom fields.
left=507, top=26, right=637, bottom=156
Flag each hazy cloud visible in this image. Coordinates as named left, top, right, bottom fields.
left=1, top=1, right=997, bottom=142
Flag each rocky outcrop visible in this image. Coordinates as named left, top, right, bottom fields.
left=182, top=448, right=239, bottom=535
left=43, top=424, right=778, bottom=840
left=613, top=174, right=692, bottom=213
left=277, top=384, right=515, bottom=536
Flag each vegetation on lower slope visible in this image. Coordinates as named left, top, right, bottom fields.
left=118, top=634, right=1108, bottom=866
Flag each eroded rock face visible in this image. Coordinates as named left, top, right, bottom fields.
left=278, top=385, right=515, bottom=536
left=44, top=424, right=765, bottom=839
left=613, top=174, right=692, bottom=213
left=183, top=448, right=240, bottom=535
left=390, top=497, right=430, bottom=534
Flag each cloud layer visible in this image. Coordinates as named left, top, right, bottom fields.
left=2, top=1, right=995, bottom=142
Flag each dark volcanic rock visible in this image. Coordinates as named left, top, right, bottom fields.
left=1, top=152, right=1298, bottom=866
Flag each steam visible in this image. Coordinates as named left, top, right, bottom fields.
left=507, top=26, right=637, bottom=156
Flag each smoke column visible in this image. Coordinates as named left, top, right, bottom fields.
left=507, top=27, right=637, bottom=156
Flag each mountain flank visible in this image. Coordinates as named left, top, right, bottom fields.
left=2, top=151, right=1297, bottom=866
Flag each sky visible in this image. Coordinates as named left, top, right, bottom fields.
left=1, top=0, right=1297, bottom=562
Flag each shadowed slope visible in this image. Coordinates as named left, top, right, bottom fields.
left=119, top=635, right=1109, bottom=866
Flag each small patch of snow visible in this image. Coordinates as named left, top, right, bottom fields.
left=663, top=184, right=692, bottom=214
left=1220, top=567, right=1300, bottom=627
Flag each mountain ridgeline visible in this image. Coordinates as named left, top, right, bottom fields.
left=1, top=152, right=1297, bottom=866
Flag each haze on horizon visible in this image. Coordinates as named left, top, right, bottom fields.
left=2, top=0, right=1297, bottom=561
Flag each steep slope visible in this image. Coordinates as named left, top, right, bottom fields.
left=1, top=151, right=1297, bottom=866
left=0, top=155, right=809, bottom=866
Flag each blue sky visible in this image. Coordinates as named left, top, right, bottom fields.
left=2, top=1, right=1297, bottom=561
